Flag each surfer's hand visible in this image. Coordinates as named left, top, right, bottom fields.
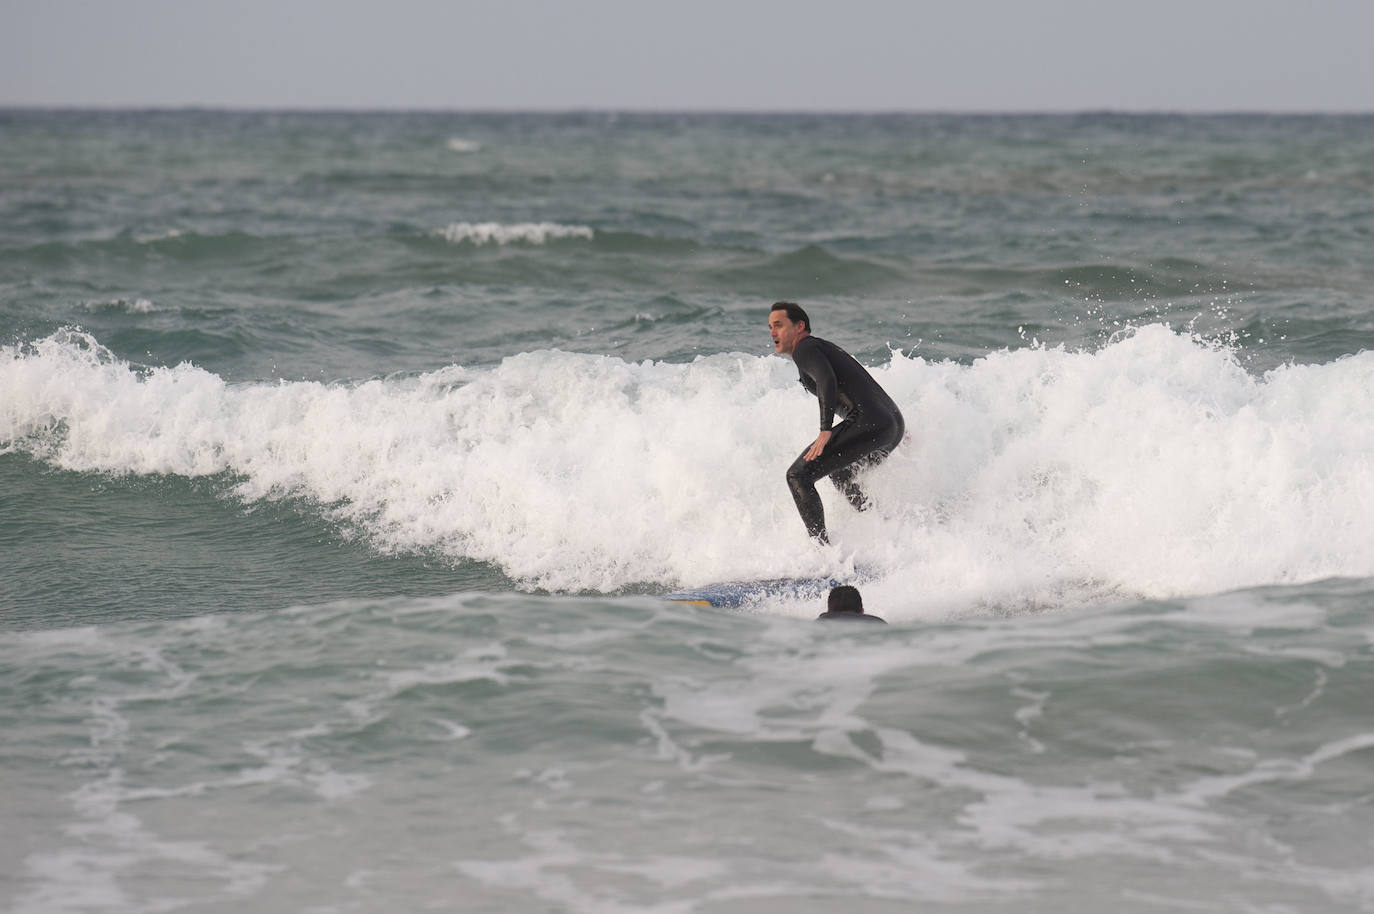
left=804, top=430, right=831, bottom=461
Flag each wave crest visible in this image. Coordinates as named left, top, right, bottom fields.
left=435, top=222, right=594, bottom=246
left=5, top=326, right=1374, bottom=605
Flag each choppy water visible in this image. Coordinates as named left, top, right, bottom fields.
left=3, top=110, right=1374, bottom=912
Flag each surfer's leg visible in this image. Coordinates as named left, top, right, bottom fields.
left=786, top=452, right=829, bottom=542
left=821, top=417, right=904, bottom=512
left=829, top=461, right=873, bottom=511
left=787, top=423, right=870, bottom=539
left=788, top=416, right=903, bottom=540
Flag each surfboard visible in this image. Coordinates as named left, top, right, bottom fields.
left=662, top=577, right=841, bottom=608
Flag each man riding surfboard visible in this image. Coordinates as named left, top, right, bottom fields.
left=769, top=302, right=904, bottom=543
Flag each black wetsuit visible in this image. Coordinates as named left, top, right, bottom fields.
left=816, top=610, right=887, bottom=623
left=787, top=336, right=904, bottom=541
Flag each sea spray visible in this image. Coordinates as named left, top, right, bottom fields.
left=6, top=326, right=1372, bottom=609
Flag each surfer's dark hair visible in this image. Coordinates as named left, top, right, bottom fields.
left=770, top=301, right=810, bottom=332
left=827, top=585, right=863, bottom=614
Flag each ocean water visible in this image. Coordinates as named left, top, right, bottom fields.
left=3, top=109, right=1374, bottom=912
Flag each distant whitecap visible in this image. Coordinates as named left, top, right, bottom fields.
left=435, top=222, right=594, bottom=246
left=83, top=298, right=159, bottom=313
left=134, top=229, right=184, bottom=244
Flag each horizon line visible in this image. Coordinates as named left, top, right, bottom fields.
left=3, top=103, right=1373, bottom=118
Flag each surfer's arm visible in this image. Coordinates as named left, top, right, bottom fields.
left=792, top=339, right=839, bottom=431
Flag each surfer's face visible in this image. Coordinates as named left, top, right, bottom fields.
left=769, top=310, right=807, bottom=356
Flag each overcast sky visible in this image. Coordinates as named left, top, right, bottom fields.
left=3, top=0, right=1372, bottom=112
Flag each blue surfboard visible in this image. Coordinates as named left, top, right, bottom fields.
left=662, top=577, right=841, bottom=608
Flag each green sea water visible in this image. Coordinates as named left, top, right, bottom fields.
left=3, top=110, right=1374, bottom=912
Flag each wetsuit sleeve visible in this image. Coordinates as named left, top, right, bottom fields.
left=793, top=338, right=839, bottom=431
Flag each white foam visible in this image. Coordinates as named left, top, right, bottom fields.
left=4, top=326, right=1374, bottom=611
left=428, top=718, right=472, bottom=741
left=305, top=770, right=372, bottom=801
left=82, top=298, right=159, bottom=313
left=134, top=229, right=183, bottom=244
left=445, top=137, right=481, bottom=153
left=1181, top=731, right=1374, bottom=803
left=16, top=769, right=282, bottom=914
left=435, top=221, right=593, bottom=245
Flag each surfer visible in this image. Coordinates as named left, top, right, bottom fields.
left=769, top=302, right=904, bottom=543
left=816, top=585, right=886, bottom=623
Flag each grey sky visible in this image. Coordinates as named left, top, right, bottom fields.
left=3, top=0, right=1372, bottom=111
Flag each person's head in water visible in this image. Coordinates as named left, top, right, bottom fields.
left=768, top=302, right=811, bottom=356
left=817, top=585, right=886, bottom=623
left=828, top=585, right=864, bottom=614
